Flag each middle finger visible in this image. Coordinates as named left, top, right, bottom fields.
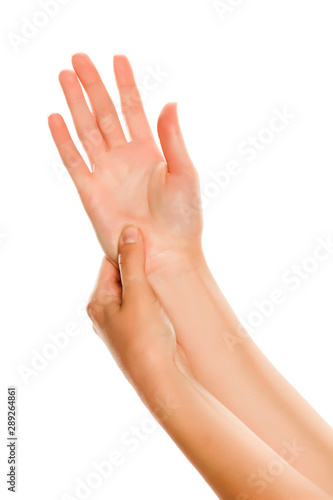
left=72, top=53, right=127, bottom=150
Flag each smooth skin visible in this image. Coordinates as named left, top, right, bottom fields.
left=48, top=53, right=203, bottom=276
left=87, top=225, right=332, bottom=500
left=48, top=53, right=333, bottom=497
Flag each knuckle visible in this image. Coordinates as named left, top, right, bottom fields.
left=79, top=127, right=103, bottom=150
left=98, top=109, right=118, bottom=130
left=122, top=87, right=142, bottom=115
left=92, top=324, right=100, bottom=337
left=86, top=298, right=104, bottom=324
left=119, top=260, right=139, bottom=282
left=61, top=142, right=82, bottom=169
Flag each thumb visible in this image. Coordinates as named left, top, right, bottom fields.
left=157, top=102, right=195, bottom=176
left=118, top=225, right=152, bottom=305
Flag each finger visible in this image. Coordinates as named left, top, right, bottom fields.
left=113, top=54, right=154, bottom=141
left=59, top=69, right=107, bottom=164
left=118, top=225, right=155, bottom=307
left=48, top=113, right=91, bottom=195
left=71, top=53, right=127, bottom=150
left=157, top=102, right=195, bottom=176
left=87, top=256, right=122, bottom=320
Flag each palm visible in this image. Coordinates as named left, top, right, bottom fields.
left=48, top=53, right=202, bottom=274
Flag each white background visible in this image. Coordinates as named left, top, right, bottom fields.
left=1, top=0, right=333, bottom=498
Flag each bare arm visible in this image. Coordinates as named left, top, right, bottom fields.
left=148, top=255, right=333, bottom=496
left=87, top=226, right=333, bottom=500
left=48, top=52, right=333, bottom=495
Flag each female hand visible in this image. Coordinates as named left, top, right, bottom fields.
left=87, top=224, right=189, bottom=397
left=48, top=53, right=203, bottom=276
left=86, top=226, right=333, bottom=500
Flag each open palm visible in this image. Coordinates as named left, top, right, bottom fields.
left=48, top=53, right=203, bottom=275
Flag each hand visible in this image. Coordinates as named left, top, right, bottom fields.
left=86, top=226, right=333, bottom=500
left=87, top=224, right=190, bottom=394
left=48, top=53, right=203, bottom=275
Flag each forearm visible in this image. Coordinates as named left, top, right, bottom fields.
left=140, top=358, right=332, bottom=500
left=148, top=255, right=333, bottom=495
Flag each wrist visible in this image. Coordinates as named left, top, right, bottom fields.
left=128, top=348, right=189, bottom=417
left=138, top=352, right=197, bottom=425
left=146, top=247, right=208, bottom=288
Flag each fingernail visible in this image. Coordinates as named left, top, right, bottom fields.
left=121, top=225, right=138, bottom=244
